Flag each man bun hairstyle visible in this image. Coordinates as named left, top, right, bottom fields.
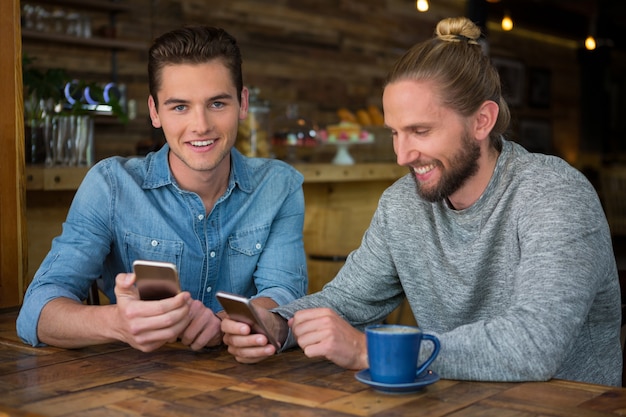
left=386, top=17, right=510, bottom=150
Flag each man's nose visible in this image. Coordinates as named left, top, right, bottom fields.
left=192, top=109, right=212, bottom=134
left=394, top=135, right=419, bottom=166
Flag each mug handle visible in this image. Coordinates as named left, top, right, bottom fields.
left=415, top=334, right=441, bottom=376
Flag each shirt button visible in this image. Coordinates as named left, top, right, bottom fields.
left=255, top=243, right=262, bottom=250
left=210, top=251, right=216, bottom=258
left=206, top=286, right=212, bottom=293
left=198, top=214, right=204, bottom=221
left=151, top=240, right=158, bottom=247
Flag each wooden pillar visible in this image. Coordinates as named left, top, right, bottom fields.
left=0, top=0, right=27, bottom=308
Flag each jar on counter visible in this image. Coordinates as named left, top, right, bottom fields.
left=271, top=103, right=318, bottom=162
left=236, top=87, right=272, bottom=158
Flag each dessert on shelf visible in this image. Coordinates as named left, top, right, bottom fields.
left=319, top=121, right=374, bottom=144
left=317, top=106, right=381, bottom=165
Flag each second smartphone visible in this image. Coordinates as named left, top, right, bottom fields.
left=216, top=291, right=281, bottom=349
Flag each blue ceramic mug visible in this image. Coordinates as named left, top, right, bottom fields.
left=365, top=324, right=440, bottom=384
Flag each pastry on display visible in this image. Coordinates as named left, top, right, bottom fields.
left=319, top=121, right=374, bottom=144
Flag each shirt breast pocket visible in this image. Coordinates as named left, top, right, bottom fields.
left=124, top=231, right=184, bottom=269
left=228, top=225, right=270, bottom=257
left=227, top=225, right=270, bottom=286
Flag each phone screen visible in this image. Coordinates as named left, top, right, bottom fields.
left=132, top=260, right=181, bottom=300
left=216, top=291, right=281, bottom=349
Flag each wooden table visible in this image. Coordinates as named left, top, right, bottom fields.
left=1, top=309, right=626, bottom=417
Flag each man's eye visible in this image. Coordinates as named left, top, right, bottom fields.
left=174, top=105, right=186, bottom=111
left=211, top=101, right=225, bottom=109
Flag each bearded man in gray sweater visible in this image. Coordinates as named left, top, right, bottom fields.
left=222, top=17, right=622, bottom=387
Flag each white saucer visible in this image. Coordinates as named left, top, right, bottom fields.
left=355, top=369, right=440, bottom=394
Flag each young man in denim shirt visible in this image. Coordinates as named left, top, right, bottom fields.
left=17, top=26, right=308, bottom=352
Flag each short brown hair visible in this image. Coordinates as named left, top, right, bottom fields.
left=148, top=26, right=243, bottom=108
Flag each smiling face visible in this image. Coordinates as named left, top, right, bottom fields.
left=383, top=78, right=490, bottom=208
left=148, top=60, right=248, bottom=184
left=411, top=127, right=481, bottom=203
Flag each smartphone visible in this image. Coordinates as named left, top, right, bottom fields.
left=132, top=260, right=181, bottom=300
left=216, top=291, right=281, bottom=349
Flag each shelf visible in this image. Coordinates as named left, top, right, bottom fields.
left=24, top=163, right=406, bottom=191
left=25, top=165, right=90, bottom=190
left=26, top=0, right=132, bottom=13
left=292, top=163, right=406, bottom=183
left=22, top=29, right=147, bottom=51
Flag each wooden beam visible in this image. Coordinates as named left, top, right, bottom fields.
left=0, top=0, right=26, bottom=308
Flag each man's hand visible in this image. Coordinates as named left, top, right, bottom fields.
left=179, top=299, right=223, bottom=350
left=291, top=308, right=368, bottom=370
left=113, top=272, right=192, bottom=352
left=222, top=309, right=288, bottom=363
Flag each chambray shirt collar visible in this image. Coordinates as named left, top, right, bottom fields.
left=141, top=143, right=255, bottom=194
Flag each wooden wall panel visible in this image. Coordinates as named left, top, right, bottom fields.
left=21, top=0, right=463, bottom=160
left=0, top=0, right=26, bottom=308
left=20, top=0, right=594, bottom=166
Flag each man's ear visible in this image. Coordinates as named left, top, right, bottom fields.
left=239, top=86, right=249, bottom=121
left=148, top=95, right=161, bottom=128
left=473, top=100, right=499, bottom=141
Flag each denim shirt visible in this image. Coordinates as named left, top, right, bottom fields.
left=17, top=145, right=308, bottom=346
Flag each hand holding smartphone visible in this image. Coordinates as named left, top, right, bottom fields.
left=132, top=260, right=181, bottom=300
left=216, top=291, right=282, bottom=349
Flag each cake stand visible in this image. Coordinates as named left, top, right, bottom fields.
left=320, top=127, right=374, bottom=165
left=332, top=142, right=356, bottom=165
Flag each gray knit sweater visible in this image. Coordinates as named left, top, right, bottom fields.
left=275, top=139, right=622, bottom=386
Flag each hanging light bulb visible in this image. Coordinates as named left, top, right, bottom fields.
left=585, top=35, right=597, bottom=50
left=586, top=13, right=598, bottom=51
left=416, top=0, right=429, bottom=12
left=501, top=12, right=513, bottom=31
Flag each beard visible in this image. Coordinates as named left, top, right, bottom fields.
left=411, top=130, right=481, bottom=203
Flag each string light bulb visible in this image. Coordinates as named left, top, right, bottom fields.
left=501, top=12, right=513, bottom=31
left=416, top=0, right=429, bottom=12
left=586, top=12, right=598, bottom=51
left=585, top=35, right=597, bottom=50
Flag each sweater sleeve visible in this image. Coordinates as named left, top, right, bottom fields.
left=273, top=192, right=407, bottom=327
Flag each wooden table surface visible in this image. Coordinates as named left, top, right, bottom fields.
left=1, top=308, right=626, bottom=417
